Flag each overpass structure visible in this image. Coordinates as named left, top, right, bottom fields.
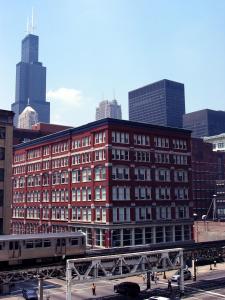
left=66, top=248, right=184, bottom=300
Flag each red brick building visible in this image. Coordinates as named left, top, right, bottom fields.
left=12, top=118, right=193, bottom=248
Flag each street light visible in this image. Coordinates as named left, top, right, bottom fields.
left=193, top=259, right=197, bottom=281
left=212, top=194, right=217, bottom=221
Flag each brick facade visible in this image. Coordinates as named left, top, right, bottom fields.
left=12, top=118, right=193, bottom=248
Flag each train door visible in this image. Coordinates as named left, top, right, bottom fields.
left=56, top=238, right=66, bottom=255
left=9, top=241, right=20, bottom=258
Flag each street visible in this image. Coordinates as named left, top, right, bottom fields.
left=4, top=263, right=225, bottom=300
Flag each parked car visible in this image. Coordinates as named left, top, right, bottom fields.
left=171, top=269, right=192, bottom=282
left=22, top=289, right=38, bottom=300
left=114, top=281, right=140, bottom=296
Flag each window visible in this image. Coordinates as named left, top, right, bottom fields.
left=112, top=166, right=129, bottom=180
left=42, top=173, right=49, bottom=186
left=0, top=169, right=4, bottom=181
left=95, top=150, right=105, bottom=161
left=95, top=166, right=106, bottom=181
left=112, top=186, right=130, bottom=200
left=174, top=170, right=188, bottom=182
left=43, top=146, right=49, bottom=156
left=71, top=139, right=81, bottom=149
left=134, top=167, right=151, bottom=181
left=72, top=154, right=81, bottom=165
left=95, top=131, right=106, bottom=144
left=72, top=169, right=81, bottom=183
left=82, top=168, right=91, bottom=182
left=135, top=228, right=143, bottom=245
left=156, top=226, right=164, bottom=243
left=71, top=238, right=79, bottom=246
left=112, top=148, right=129, bottom=161
left=82, top=136, right=91, bottom=147
left=0, top=127, right=6, bottom=139
left=176, top=206, right=189, bottom=219
left=154, top=137, right=169, bottom=148
left=52, top=172, right=61, bottom=185
left=173, top=155, right=188, bottom=165
left=172, top=139, right=187, bottom=150
left=156, top=207, right=171, bottom=220
left=133, top=134, right=150, bottom=146
left=43, top=240, right=51, bottom=247
left=155, top=169, right=170, bottom=182
left=155, top=187, right=170, bottom=200
left=94, top=187, right=106, bottom=201
left=175, top=225, right=182, bottom=241
left=61, top=171, right=69, bottom=184
left=135, top=187, right=151, bottom=200
left=175, top=188, right=188, bottom=200
left=134, top=151, right=150, bottom=162
left=135, top=207, right=151, bottom=221
left=95, top=208, right=101, bottom=221
left=113, top=207, right=130, bottom=222
left=0, top=148, right=5, bottom=160
left=112, top=131, right=129, bottom=144
left=155, top=153, right=170, bottom=164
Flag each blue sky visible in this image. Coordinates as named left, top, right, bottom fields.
left=1, top=0, right=225, bottom=126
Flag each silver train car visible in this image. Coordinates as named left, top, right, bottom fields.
left=0, top=232, right=86, bottom=267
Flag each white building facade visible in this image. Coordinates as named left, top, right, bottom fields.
left=96, top=99, right=122, bottom=121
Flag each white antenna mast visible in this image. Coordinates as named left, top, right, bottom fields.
left=31, top=8, right=35, bottom=34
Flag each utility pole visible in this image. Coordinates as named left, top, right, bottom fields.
left=38, top=274, right=44, bottom=300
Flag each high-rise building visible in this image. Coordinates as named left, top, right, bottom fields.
left=0, top=109, right=14, bottom=234
left=18, top=104, right=38, bottom=129
left=183, top=109, right=225, bottom=138
left=129, top=79, right=185, bottom=128
left=96, top=99, right=122, bottom=121
left=12, top=118, right=193, bottom=247
left=11, top=32, right=50, bottom=127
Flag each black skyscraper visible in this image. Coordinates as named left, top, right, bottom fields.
left=128, top=79, right=185, bottom=128
left=183, top=109, right=225, bottom=138
left=11, top=34, right=50, bottom=127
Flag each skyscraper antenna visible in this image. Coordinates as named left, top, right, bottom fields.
left=31, top=7, right=35, bottom=34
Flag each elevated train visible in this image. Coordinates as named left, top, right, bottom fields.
left=0, top=232, right=86, bottom=269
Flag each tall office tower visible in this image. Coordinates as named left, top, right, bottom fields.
left=11, top=32, right=50, bottom=127
left=129, top=79, right=185, bottom=128
left=96, top=99, right=122, bottom=121
left=183, top=109, right=225, bottom=138
left=0, top=109, right=14, bottom=234
left=18, top=104, right=38, bottom=129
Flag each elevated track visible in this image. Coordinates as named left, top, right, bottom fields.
left=1, top=240, right=225, bottom=286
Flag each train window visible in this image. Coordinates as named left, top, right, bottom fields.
left=35, top=240, right=42, bottom=248
left=26, top=241, right=34, bottom=249
left=62, top=239, right=66, bottom=246
left=0, top=243, right=2, bottom=250
left=43, top=240, right=51, bottom=247
left=71, top=238, right=78, bottom=246
left=57, top=239, right=60, bottom=246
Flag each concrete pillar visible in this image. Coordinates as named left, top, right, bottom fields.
left=152, top=226, right=156, bottom=243
left=131, top=228, right=135, bottom=246
left=120, top=228, right=123, bottom=247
